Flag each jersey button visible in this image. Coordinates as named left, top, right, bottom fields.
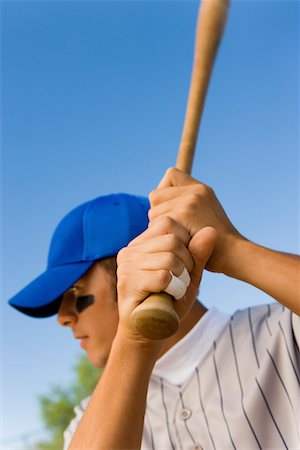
left=192, top=444, right=203, bottom=450
left=180, top=407, right=192, bottom=420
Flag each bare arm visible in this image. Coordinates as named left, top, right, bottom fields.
left=224, top=237, right=300, bottom=315
left=69, top=330, right=160, bottom=450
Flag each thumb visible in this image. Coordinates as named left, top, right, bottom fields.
left=188, top=226, right=217, bottom=287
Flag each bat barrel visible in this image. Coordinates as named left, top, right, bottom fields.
left=177, top=0, right=230, bottom=175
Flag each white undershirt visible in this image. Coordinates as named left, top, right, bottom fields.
left=152, top=306, right=230, bottom=386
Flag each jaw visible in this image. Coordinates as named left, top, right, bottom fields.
left=85, top=344, right=110, bottom=369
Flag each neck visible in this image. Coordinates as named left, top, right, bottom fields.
left=158, top=300, right=207, bottom=359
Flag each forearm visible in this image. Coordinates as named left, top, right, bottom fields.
left=224, top=238, right=300, bottom=315
left=69, top=328, right=161, bottom=450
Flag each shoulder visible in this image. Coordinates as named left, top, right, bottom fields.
left=230, top=303, right=300, bottom=354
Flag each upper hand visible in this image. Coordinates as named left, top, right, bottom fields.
left=149, top=167, right=245, bottom=274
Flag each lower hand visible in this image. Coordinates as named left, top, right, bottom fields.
left=116, top=216, right=216, bottom=342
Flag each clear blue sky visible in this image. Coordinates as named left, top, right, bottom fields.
left=2, top=0, right=299, bottom=447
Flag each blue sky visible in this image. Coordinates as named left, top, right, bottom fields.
left=2, top=0, right=299, bottom=447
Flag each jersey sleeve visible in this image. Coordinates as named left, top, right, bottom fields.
left=63, top=396, right=91, bottom=450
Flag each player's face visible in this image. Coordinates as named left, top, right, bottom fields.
left=57, top=259, right=119, bottom=368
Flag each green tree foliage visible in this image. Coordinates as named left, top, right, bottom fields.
left=34, top=355, right=102, bottom=450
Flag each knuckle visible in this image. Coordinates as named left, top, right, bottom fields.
left=194, top=183, right=214, bottom=197
left=180, top=192, right=202, bottom=216
left=156, top=216, right=175, bottom=234
left=164, top=252, right=178, bottom=269
left=165, top=233, right=180, bottom=249
left=116, top=261, right=124, bottom=275
left=116, top=263, right=134, bottom=290
left=166, top=167, right=176, bottom=177
left=148, top=207, right=155, bottom=221
left=116, top=247, right=127, bottom=264
left=203, top=185, right=214, bottom=197
left=116, top=271, right=126, bottom=289
left=161, top=215, right=175, bottom=229
left=158, top=269, right=171, bottom=288
left=188, top=192, right=202, bottom=204
left=148, top=189, right=159, bottom=206
left=116, top=269, right=122, bottom=282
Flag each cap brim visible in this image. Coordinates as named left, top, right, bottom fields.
left=8, top=261, right=94, bottom=318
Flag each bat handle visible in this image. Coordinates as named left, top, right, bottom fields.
left=130, top=293, right=180, bottom=340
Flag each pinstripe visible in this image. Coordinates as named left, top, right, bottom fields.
left=255, top=378, right=289, bottom=449
left=248, top=307, right=260, bottom=368
left=265, top=304, right=272, bottom=337
left=195, top=367, right=216, bottom=450
left=213, top=341, right=237, bottom=450
left=179, top=392, right=196, bottom=444
left=160, top=378, right=176, bottom=450
left=266, top=349, right=298, bottom=419
left=278, top=321, right=300, bottom=385
left=173, top=414, right=184, bottom=450
left=145, top=412, right=155, bottom=450
left=229, top=322, right=262, bottom=449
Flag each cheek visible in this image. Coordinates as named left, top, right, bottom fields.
left=92, top=310, right=119, bottom=342
left=87, top=328, right=118, bottom=368
left=86, top=308, right=119, bottom=361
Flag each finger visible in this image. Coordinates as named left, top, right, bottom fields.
left=188, top=226, right=217, bottom=284
left=178, top=266, right=191, bottom=286
left=119, top=268, right=173, bottom=298
left=164, top=272, right=187, bottom=300
left=148, top=205, right=195, bottom=237
left=148, top=198, right=180, bottom=223
left=149, top=183, right=210, bottom=208
left=171, top=226, right=216, bottom=313
left=128, top=216, right=191, bottom=248
left=149, top=186, right=186, bottom=207
left=157, top=167, right=199, bottom=189
left=131, top=267, right=190, bottom=300
left=122, top=235, right=194, bottom=274
left=124, top=252, right=188, bottom=277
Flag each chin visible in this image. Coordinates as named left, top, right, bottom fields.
left=86, top=350, right=109, bottom=369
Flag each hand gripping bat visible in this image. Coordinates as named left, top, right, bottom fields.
left=130, top=0, right=231, bottom=340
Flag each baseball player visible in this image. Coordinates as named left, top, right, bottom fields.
left=9, top=168, right=300, bottom=449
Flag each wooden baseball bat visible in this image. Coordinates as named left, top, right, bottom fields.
left=130, top=0, right=231, bottom=340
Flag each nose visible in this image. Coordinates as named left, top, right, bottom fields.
left=57, top=296, right=78, bottom=327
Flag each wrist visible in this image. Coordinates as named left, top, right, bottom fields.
left=222, top=235, right=256, bottom=280
left=114, top=324, right=163, bottom=362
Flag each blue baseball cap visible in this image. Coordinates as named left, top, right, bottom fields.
left=8, top=193, right=150, bottom=318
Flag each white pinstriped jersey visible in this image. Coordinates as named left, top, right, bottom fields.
left=64, top=303, right=300, bottom=450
